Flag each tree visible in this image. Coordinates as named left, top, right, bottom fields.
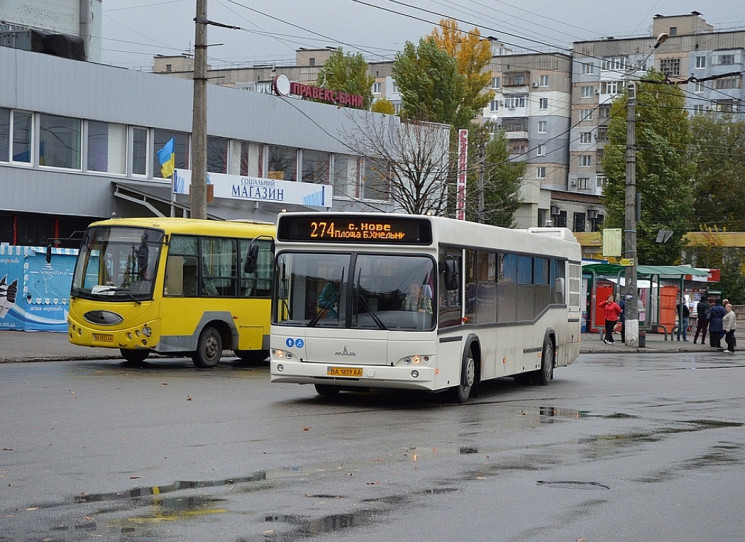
left=392, top=38, right=471, bottom=127
left=689, top=115, right=745, bottom=231
left=316, top=48, right=375, bottom=110
left=430, top=19, right=494, bottom=124
left=601, top=72, right=694, bottom=265
left=371, top=98, right=395, bottom=115
left=341, top=113, right=451, bottom=215
left=463, top=123, right=524, bottom=227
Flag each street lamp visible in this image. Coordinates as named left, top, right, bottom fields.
left=624, top=32, right=668, bottom=347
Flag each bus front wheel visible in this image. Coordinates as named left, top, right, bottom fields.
left=315, top=384, right=340, bottom=396
left=537, top=337, right=554, bottom=385
left=120, top=349, right=148, bottom=364
left=192, top=326, right=223, bottom=368
left=451, top=348, right=476, bottom=403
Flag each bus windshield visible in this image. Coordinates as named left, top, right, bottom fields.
left=71, top=226, right=164, bottom=301
left=274, top=252, right=436, bottom=330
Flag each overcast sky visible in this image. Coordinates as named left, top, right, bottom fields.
left=99, top=0, right=745, bottom=70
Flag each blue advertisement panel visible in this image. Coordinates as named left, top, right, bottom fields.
left=0, top=245, right=78, bottom=332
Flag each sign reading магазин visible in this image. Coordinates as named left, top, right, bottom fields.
left=173, top=170, right=332, bottom=208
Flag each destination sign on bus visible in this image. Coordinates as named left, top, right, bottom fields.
left=277, top=216, right=433, bottom=245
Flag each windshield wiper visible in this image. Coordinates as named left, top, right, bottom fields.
left=356, top=294, right=387, bottom=330
left=95, top=287, right=142, bottom=305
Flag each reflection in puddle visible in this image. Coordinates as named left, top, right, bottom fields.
left=537, top=480, right=610, bottom=490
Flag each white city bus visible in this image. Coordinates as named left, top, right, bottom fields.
left=269, top=212, right=583, bottom=402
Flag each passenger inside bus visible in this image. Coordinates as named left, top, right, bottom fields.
left=401, top=282, right=433, bottom=314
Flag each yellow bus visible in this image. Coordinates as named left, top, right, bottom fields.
left=68, top=217, right=274, bottom=367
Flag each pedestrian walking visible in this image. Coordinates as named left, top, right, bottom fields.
left=723, top=303, right=736, bottom=353
left=693, top=298, right=710, bottom=344
left=599, top=293, right=622, bottom=344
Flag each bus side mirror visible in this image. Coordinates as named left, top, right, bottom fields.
left=244, top=241, right=260, bottom=274
left=442, top=256, right=459, bottom=291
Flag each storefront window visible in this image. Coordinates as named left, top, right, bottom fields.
left=229, top=140, right=253, bottom=176
left=39, top=114, right=81, bottom=169
left=301, top=150, right=330, bottom=184
left=12, top=111, right=32, bottom=164
left=362, top=158, right=388, bottom=200
left=153, top=130, right=189, bottom=180
left=87, top=121, right=126, bottom=174
left=207, top=135, right=228, bottom=173
left=0, top=108, right=9, bottom=162
left=131, top=127, right=147, bottom=176
left=266, top=145, right=297, bottom=181
left=333, top=154, right=357, bottom=198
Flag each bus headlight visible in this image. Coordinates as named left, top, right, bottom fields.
left=411, top=370, right=420, bottom=378
left=273, top=349, right=293, bottom=360
left=276, top=363, right=284, bottom=372
left=142, top=326, right=152, bottom=337
left=403, top=355, right=427, bottom=365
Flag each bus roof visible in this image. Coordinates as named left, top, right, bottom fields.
left=87, top=217, right=275, bottom=237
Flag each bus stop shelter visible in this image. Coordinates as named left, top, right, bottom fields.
left=582, top=264, right=711, bottom=340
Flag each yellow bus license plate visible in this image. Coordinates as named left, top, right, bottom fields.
left=327, top=367, right=363, bottom=377
left=93, top=333, right=113, bottom=342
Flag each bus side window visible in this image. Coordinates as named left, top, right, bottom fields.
left=164, top=255, right=184, bottom=296
left=182, top=257, right=199, bottom=296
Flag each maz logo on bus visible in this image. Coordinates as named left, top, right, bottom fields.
left=285, top=338, right=304, bottom=348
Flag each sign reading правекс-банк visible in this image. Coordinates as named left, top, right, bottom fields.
left=173, top=170, right=332, bottom=208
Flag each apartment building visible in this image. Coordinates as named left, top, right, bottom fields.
left=570, top=12, right=745, bottom=231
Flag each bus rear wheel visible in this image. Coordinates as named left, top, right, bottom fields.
left=192, top=326, right=222, bottom=368
left=450, top=348, right=476, bottom=403
left=120, top=349, right=148, bottom=364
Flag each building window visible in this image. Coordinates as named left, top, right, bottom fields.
left=539, top=98, right=548, bottom=109
left=601, top=80, right=625, bottom=94
left=599, top=105, right=610, bottom=118
left=39, top=114, right=81, bottom=170
left=131, top=127, right=147, bottom=176
left=539, top=74, right=549, bottom=87
left=717, top=53, right=736, bottom=65
left=596, top=175, right=606, bottom=188
left=715, top=100, right=737, bottom=113
left=87, top=121, right=126, bottom=174
left=580, top=109, right=593, bottom=121
left=577, top=177, right=590, bottom=190
left=503, top=117, right=528, bottom=132
left=660, top=58, right=681, bottom=77
left=601, top=56, right=628, bottom=71
left=490, top=99, right=499, bottom=112
left=165, top=64, right=172, bottom=72
left=538, top=120, right=547, bottom=133
left=555, top=211, right=567, bottom=228
left=504, top=96, right=526, bottom=108
left=695, top=56, right=706, bottom=69
left=694, top=81, right=704, bottom=93
left=536, top=166, right=546, bottom=178
left=301, top=149, right=330, bottom=184
left=207, top=135, right=228, bottom=173
left=582, top=62, right=594, bottom=74
left=372, top=82, right=382, bottom=94
left=693, top=104, right=705, bottom=115
left=597, top=126, right=608, bottom=142
left=578, top=132, right=591, bottom=144
left=669, top=27, right=677, bottom=36
left=391, top=82, right=398, bottom=94
left=228, top=140, right=252, bottom=176
left=537, top=144, right=546, bottom=156
left=579, top=155, right=592, bottom=167
left=11, top=110, right=32, bottom=164
left=333, top=154, right=357, bottom=198
left=715, top=76, right=741, bottom=89
left=491, top=77, right=501, bottom=89
left=580, top=85, right=593, bottom=98
left=573, top=212, right=586, bottom=232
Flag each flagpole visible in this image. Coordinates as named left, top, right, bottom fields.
left=170, top=170, right=175, bottom=217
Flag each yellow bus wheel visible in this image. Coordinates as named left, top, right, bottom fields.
left=192, top=326, right=222, bottom=368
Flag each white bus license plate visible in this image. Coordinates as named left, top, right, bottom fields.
left=327, top=366, right=363, bottom=377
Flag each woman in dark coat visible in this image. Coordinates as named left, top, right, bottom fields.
left=708, top=301, right=726, bottom=348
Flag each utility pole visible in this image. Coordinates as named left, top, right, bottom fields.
left=478, top=142, right=485, bottom=223
left=624, top=82, right=639, bottom=347
left=191, top=0, right=208, bottom=219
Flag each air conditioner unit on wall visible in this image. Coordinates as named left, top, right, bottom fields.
left=531, top=82, right=538, bottom=88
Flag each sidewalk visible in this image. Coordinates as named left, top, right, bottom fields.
left=0, top=328, right=721, bottom=363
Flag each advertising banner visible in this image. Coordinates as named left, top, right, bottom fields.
left=0, top=245, right=77, bottom=332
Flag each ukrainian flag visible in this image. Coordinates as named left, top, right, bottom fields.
left=157, top=138, right=175, bottom=178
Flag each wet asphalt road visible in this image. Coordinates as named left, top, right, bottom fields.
left=1, top=351, right=744, bottom=541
